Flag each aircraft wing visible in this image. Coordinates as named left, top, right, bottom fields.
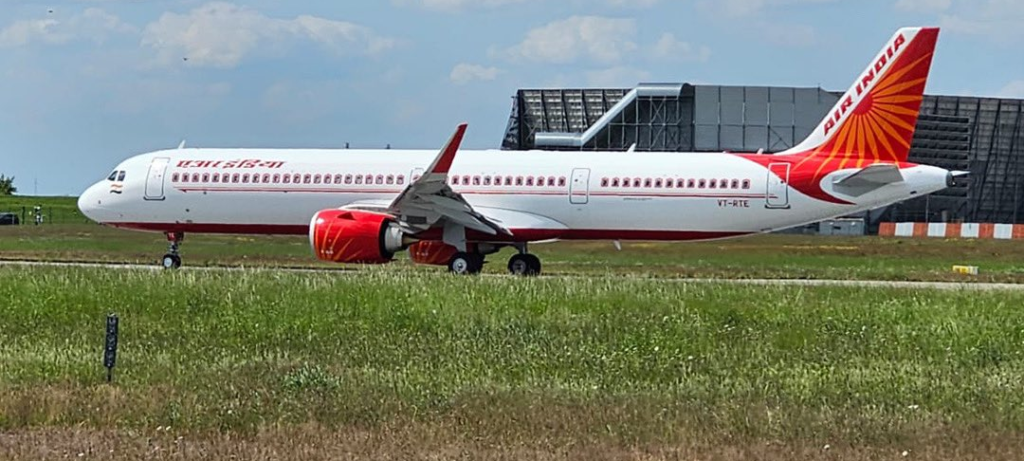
left=344, top=124, right=512, bottom=237
left=832, top=163, right=904, bottom=197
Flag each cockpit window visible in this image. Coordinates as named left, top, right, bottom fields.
left=107, top=171, right=118, bottom=181
left=117, top=171, right=126, bottom=182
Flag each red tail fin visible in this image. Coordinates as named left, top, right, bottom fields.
left=783, top=27, right=939, bottom=168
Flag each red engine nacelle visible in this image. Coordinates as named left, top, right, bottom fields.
left=309, top=210, right=407, bottom=264
left=408, top=241, right=460, bottom=266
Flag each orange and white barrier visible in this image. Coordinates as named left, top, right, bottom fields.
left=879, top=222, right=1024, bottom=239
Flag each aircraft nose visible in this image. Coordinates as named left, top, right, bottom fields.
left=78, top=182, right=105, bottom=223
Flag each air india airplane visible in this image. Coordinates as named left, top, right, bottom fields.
left=79, top=27, right=958, bottom=275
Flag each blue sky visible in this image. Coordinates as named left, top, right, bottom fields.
left=1, top=0, right=1022, bottom=195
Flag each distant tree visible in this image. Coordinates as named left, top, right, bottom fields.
left=0, top=175, right=16, bottom=195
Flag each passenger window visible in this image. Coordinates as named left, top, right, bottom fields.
left=117, top=171, right=126, bottom=182
left=334, top=174, right=343, bottom=184
left=731, top=179, right=739, bottom=189
left=313, top=175, right=322, bottom=184
left=202, top=173, right=210, bottom=183
left=525, top=176, right=534, bottom=186
left=644, top=178, right=653, bottom=188
left=181, top=174, right=190, bottom=183
left=273, top=174, right=280, bottom=184
left=665, top=179, right=673, bottom=189
left=263, top=174, right=271, bottom=184
left=655, top=179, right=663, bottom=188
left=720, top=179, right=729, bottom=189
left=633, top=178, right=642, bottom=188
left=601, top=178, right=609, bottom=187
left=473, top=176, right=481, bottom=186
left=698, top=179, right=706, bottom=189
left=172, top=173, right=180, bottom=182
left=558, top=177, right=566, bottom=187
left=612, top=178, right=620, bottom=187
left=548, top=177, right=556, bottom=186
left=742, top=179, right=751, bottom=189
left=452, top=176, right=460, bottom=185
left=397, top=175, right=405, bottom=185
left=376, top=175, right=384, bottom=185
left=516, top=176, right=524, bottom=186
left=506, top=176, right=514, bottom=186
left=192, top=173, right=201, bottom=183
left=344, top=175, right=353, bottom=184
left=386, top=175, right=394, bottom=185
left=283, top=175, right=291, bottom=184
left=688, top=179, right=696, bottom=188
left=304, top=174, right=312, bottom=184
left=709, top=179, right=717, bottom=189
left=293, top=174, right=301, bottom=184
left=622, top=178, right=630, bottom=188
left=355, top=175, right=363, bottom=185
left=484, top=176, right=492, bottom=186
left=677, top=179, right=686, bottom=188
left=536, top=176, right=544, bottom=187
left=232, top=174, right=240, bottom=183
left=242, top=174, right=250, bottom=184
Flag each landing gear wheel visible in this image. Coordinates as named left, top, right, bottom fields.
left=162, top=254, right=182, bottom=270
left=448, top=252, right=484, bottom=275
left=508, top=253, right=541, bottom=276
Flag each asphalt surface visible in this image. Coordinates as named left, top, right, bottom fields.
left=2, top=259, right=1022, bottom=291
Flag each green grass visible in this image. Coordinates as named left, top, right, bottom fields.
left=0, top=195, right=87, bottom=224
left=6, top=223, right=1024, bottom=282
left=1, top=266, right=1022, bottom=458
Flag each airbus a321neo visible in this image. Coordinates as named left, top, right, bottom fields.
left=80, top=27, right=959, bottom=275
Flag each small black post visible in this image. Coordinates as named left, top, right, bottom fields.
left=104, top=314, right=119, bottom=383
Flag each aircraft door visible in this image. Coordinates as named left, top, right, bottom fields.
left=569, top=168, right=590, bottom=205
left=144, top=157, right=170, bottom=201
left=766, top=163, right=790, bottom=209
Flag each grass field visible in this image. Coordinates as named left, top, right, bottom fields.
left=5, top=222, right=1024, bottom=283
left=0, top=195, right=88, bottom=225
left=1, top=266, right=1022, bottom=460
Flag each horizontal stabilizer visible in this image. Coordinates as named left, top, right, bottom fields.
left=833, top=163, right=904, bottom=197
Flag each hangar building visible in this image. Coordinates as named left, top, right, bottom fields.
left=500, top=84, right=1024, bottom=226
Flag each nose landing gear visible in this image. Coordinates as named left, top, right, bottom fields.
left=162, top=232, right=184, bottom=270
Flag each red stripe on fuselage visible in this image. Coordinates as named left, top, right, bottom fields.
left=106, top=221, right=751, bottom=242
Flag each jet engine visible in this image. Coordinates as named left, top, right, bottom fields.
left=408, top=241, right=460, bottom=266
left=309, top=209, right=410, bottom=264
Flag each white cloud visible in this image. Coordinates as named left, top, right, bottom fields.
left=651, top=33, right=711, bottom=61
left=586, top=66, right=651, bottom=87
left=997, top=80, right=1024, bottom=99
left=140, top=2, right=396, bottom=68
left=939, top=0, right=1024, bottom=41
left=450, top=63, right=502, bottom=85
left=895, top=0, right=951, bottom=12
left=700, top=0, right=837, bottom=17
left=505, top=16, right=637, bottom=64
left=0, top=8, right=135, bottom=48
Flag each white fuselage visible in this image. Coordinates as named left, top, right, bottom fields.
left=78, top=148, right=951, bottom=241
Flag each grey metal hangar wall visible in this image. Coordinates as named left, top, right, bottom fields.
left=502, top=84, right=1024, bottom=225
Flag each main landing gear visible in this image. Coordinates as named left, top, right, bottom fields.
left=162, top=232, right=184, bottom=270
left=446, top=244, right=542, bottom=276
